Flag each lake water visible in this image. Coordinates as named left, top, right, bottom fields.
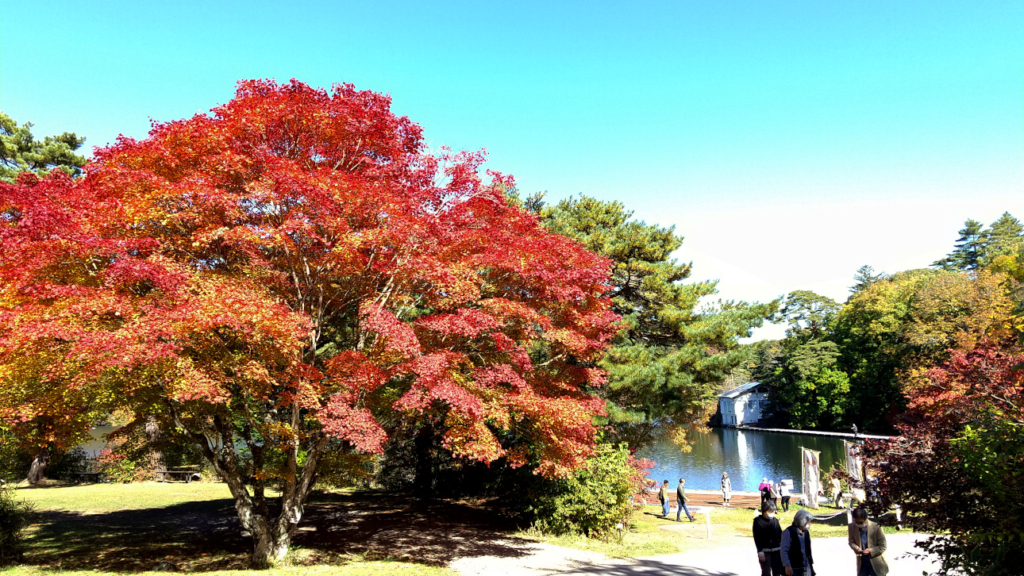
left=79, top=426, right=118, bottom=457
left=638, top=427, right=847, bottom=492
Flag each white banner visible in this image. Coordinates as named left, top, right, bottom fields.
left=801, top=447, right=820, bottom=509
left=845, top=440, right=866, bottom=503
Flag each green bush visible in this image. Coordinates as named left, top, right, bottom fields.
left=0, top=430, right=89, bottom=484
left=0, top=485, right=33, bottom=565
left=529, top=444, right=649, bottom=537
left=46, top=447, right=91, bottom=482
left=96, top=420, right=209, bottom=483
left=0, top=431, right=31, bottom=483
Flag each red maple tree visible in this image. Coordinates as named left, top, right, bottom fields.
left=0, top=79, right=619, bottom=565
left=861, top=339, right=1024, bottom=573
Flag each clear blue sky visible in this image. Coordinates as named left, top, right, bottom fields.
left=2, top=1, right=1022, bottom=339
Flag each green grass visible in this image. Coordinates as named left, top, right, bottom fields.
left=9, top=482, right=913, bottom=573
left=0, top=562, right=455, bottom=576
left=8, top=482, right=479, bottom=575
left=16, top=482, right=239, bottom=513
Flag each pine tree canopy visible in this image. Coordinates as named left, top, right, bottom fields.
left=523, top=193, right=778, bottom=448
left=934, top=214, right=1023, bottom=271
left=0, top=111, right=87, bottom=183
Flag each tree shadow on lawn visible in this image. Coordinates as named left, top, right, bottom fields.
left=23, top=491, right=532, bottom=572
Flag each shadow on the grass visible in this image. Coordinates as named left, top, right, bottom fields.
left=23, top=491, right=532, bottom=572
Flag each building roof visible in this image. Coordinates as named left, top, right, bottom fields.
left=718, top=381, right=763, bottom=399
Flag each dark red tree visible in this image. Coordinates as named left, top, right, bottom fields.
left=862, top=340, right=1024, bottom=575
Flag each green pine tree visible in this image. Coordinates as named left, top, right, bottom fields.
left=934, top=219, right=985, bottom=271
left=0, top=111, right=87, bottom=182
left=520, top=193, right=778, bottom=449
left=850, top=265, right=887, bottom=294
left=980, top=212, right=1024, bottom=266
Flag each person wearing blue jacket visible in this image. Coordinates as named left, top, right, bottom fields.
left=781, top=509, right=815, bottom=576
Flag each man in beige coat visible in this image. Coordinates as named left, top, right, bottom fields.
left=848, top=508, right=888, bottom=576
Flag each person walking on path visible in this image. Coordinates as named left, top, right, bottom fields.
left=780, top=481, right=791, bottom=512
left=753, top=501, right=784, bottom=576
left=721, top=472, right=732, bottom=506
left=848, top=508, right=888, bottom=576
left=781, top=509, right=815, bottom=576
left=759, top=477, right=771, bottom=506
left=769, top=480, right=781, bottom=509
left=676, top=478, right=695, bottom=522
left=658, top=480, right=670, bottom=517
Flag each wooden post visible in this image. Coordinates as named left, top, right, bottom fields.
left=706, top=507, right=711, bottom=539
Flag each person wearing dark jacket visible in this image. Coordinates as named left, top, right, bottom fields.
left=752, top=501, right=783, bottom=576
left=676, top=478, right=695, bottom=522
left=781, top=509, right=815, bottom=576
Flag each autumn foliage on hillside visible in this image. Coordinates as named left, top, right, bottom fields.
left=0, top=79, right=619, bottom=564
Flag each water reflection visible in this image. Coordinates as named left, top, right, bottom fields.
left=639, top=428, right=847, bottom=491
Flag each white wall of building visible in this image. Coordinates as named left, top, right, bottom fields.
left=720, top=389, right=768, bottom=426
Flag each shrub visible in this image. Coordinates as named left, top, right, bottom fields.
left=0, top=431, right=31, bottom=483
left=528, top=444, right=651, bottom=537
left=0, top=429, right=89, bottom=484
left=96, top=419, right=209, bottom=483
left=0, top=485, right=33, bottom=565
left=45, top=447, right=91, bottom=482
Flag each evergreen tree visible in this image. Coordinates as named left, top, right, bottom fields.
left=522, top=194, right=778, bottom=449
left=753, top=291, right=851, bottom=430
left=850, top=265, right=887, bottom=293
left=980, top=212, right=1024, bottom=266
left=0, top=111, right=87, bottom=182
left=934, top=219, right=985, bottom=271
left=778, top=290, right=842, bottom=341
left=934, top=214, right=1024, bottom=272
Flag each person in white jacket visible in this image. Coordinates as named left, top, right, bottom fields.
left=779, top=480, right=792, bottom=512
left=721, top=471, right=732, bottom=506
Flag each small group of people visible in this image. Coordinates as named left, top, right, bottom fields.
left=758, top=477, right=792, bottom=512
left=752, top=502, right=889, bottom=576
left=657, top=478, right=696, bottom=522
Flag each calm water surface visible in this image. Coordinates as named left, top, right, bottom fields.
left=639, top=428, right=847, bottom=492
left=79, top=425, right=118, bottom=456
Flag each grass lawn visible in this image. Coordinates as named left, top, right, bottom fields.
left=9, top=482, right=510, bottom=575
left=16, top=482, right=239, bottom=513
left=8, top=482, right=912, bottom=574
left=0, top=562, right=454, bottom=576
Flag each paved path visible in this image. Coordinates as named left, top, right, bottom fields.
left=451, top=533, right=938, bottom=576
left=554, top=534, right=937, bottom=576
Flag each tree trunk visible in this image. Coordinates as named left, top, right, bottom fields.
left=250, top=518, right=291, bottom=568
left=168, top=403, right=328, bottom=568
left=27, top=448, right=49, bottom=485
left=144, top=416, right=165, bottom=471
